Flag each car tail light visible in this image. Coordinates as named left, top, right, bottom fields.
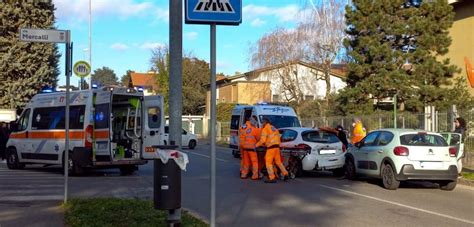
left=85, top=125, right=93, bottom=149
left=295, top=143, right=312, bottom=153
left=393, top=146, right=409, bottom=156
left=449, top=147, right=457, bottom=157
left=342, top=144, right=347, bottom=153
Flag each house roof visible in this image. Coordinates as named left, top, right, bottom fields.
left=215, top=60, right=348, bottom=85
left=130, top=72, right=157, bottom=90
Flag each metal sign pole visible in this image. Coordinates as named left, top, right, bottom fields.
left=64, top=31, right=72, bottom=203
left=210, top=23, right=217, bottom=227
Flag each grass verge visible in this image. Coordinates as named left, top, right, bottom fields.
left=462, top=172, right=474, bottom=181
left=64, top=198, right=208, bottom=227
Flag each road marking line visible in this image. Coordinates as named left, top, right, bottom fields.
left=319, top=184, right=474, bottom=225
left=184, top=151, right=229, bottom=162
left=0, top=195, right=63, bottom=202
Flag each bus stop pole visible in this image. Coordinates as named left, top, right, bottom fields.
left=64, top=31, right=72, bottom=203
left=210, top=23, right=217, bottom=227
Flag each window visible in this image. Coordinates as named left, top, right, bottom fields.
left=302, top=130, right=340, bottom=144
left=376, top=132, right=394, bottom=146
left=272, top=95, right=280, bottom=102
left=31, top=106, right=85, bottom=130
left=259, top=115, right=301, bottom=128
left=280, top=129, right=298, bottom=142
left=94, top=104, right=109, bottom=129
left=230, top=115, right=240, bottom=130
left=148, top=107, right=161, bottom=129
left=361, top=132, right=380, bottom=146
left=400, top=134, right=447, bottom=146
left=305, top=95, right=314, bottom=100
left=17, top=109, right=30, bottom=131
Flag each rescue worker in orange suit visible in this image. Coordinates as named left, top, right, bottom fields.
left=351, top=117, right=366, bottom=144
left=241, top=116, right=261, bottom=180
left=239, top=118, right=251, bottom=179
left=256, top=118, right=289, bottom=183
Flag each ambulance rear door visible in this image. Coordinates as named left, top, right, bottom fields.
left=141, top=95, right=164, bottom=159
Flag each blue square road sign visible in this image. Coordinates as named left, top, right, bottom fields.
left=185, top=0, right=242, bottom=25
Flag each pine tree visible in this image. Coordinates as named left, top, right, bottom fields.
left=91, top=67, right=119, bottom=87
left=338, top=0, right=458, bottom=114
left=0, top=1, right=60, bottom=110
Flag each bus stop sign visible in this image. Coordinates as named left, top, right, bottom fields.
left=185, top=0, right=242, bottom=25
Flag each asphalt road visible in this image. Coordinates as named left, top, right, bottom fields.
left=0, top=141, right=473, bottom=227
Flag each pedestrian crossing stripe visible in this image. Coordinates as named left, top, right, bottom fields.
left=194, top=0, right=235, bottom=13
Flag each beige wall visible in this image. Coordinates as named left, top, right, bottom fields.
left=447, top=1, right=474, bottom=95
left=236, top=82, right=271, bottom=104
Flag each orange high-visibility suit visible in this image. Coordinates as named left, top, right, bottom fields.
left=351, top=122, right=366, bottom=144
left=239, top=121, right=251, bottom=178
left=242, top=123, right=261, bottom=180
left=256, top=123, right=288, bottom=181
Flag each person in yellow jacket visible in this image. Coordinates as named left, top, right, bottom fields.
left=256, top=118, right=288, bottom=183
left=239, top=118, right=251, bottom=179
left=241, top=116, right=261, bottom=180
left=351, top=117, right=366, bottom=144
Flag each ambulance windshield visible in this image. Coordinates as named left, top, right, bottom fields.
left=259, top=115, right=300, bottom=129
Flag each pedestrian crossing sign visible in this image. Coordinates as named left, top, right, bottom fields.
left=185, top=0, right=242, bottom=25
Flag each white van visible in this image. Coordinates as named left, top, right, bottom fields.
left=229, top=104, right=301, bottom=158
left=6, top=87, right=164, bottom=175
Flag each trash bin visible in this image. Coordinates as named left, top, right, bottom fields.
left=154, top=159, right=181, bottom=210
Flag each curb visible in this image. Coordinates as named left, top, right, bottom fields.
left=458, top=178, right=474, bottom=187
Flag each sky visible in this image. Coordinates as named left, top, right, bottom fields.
left=53, top=0, right=314, bottom=87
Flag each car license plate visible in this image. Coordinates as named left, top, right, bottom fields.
left=420, top=161, right=442, bottom=169
left=319, top=149, right=336, bottom=155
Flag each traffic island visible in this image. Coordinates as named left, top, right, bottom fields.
left=64, top=198, right=208, bottom=227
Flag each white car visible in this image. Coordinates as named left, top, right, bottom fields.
left=163, top=126, right=198, bottom=149
left=279, top=127, right=346, bottom=177
left=345, top=129, right=458, bottom=190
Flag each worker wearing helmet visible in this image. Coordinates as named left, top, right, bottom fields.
left=241, top=115, right=261, bottom=180
left=351, top=117, right=366, bottom=144
left=256, top=117, right=288, bottom=183
left=239, top=118, right=251, bottom=179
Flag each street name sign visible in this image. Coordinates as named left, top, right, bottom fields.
left=185, top=0, right=242, bottom=25
left=19, top=28, right=68, bottom=43
left=73, top=61, right=91, bottom=78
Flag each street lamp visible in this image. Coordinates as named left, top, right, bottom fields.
left=389, top=89, right=398, bottom=128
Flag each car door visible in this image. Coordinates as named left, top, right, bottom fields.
left=354, top=131, right=381, bottom=175
left=365, top=131, right=394, bottom=176
left=141, top=95, right=164, bottom=160
left=181, top=128, right=190, bottom=146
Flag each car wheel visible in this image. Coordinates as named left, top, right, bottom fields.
left=439, top=180, right=457, bottom=191
left=345, top=158, right=356, bottom=180
left=382, top=163, right=400, bottom=190
left=6, top=148, right=24, bottom=170
left=120, top=165, right=136, bottom=175
left=332, top=167, right=345, bottom=177
left=63, top=152, right=84, bottom=176
left=188, top=140, right=197, bottom=149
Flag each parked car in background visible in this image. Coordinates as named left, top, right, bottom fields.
left=163, top=125, right=197, bottom=149
left=345, top=129, right=458, bottom=190
left=279, top=127, right=346, bottom=178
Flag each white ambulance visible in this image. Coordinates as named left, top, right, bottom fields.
left=6, top=87, right=164, bottom=175
left=229, top=104, right=301, bottom=158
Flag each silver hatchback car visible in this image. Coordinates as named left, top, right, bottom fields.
left=345, top=129, right=458, bottom=190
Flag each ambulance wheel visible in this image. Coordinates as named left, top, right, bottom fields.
left=6, top=148, right=24, bottom=170
left=63, top=152, right=84, bottom=176
left=188, top=140, right=197, bottom=150
left=120, top=165, right=135, bottom=175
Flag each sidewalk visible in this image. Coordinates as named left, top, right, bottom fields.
left=0, top=200, right=63, bottom=227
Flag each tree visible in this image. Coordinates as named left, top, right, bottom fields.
left=91, top=66, right=119, bottom=87
left=298, top=0, right=346, bottom=115
left=151, top=45, right=210, bottom=115
left=121, top=70, right=134, bottom=87
left=249, top=27, right=306, bottom=107
left=0, top=1, right=60, bottom=110
left=339, top=0, right=459, bottom=114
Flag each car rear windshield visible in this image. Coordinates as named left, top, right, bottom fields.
left=259, top=115, right=301, bottom=128
left=400, top=134, right=447, bottom=146
left=302, top=130, right=340, bottom=144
